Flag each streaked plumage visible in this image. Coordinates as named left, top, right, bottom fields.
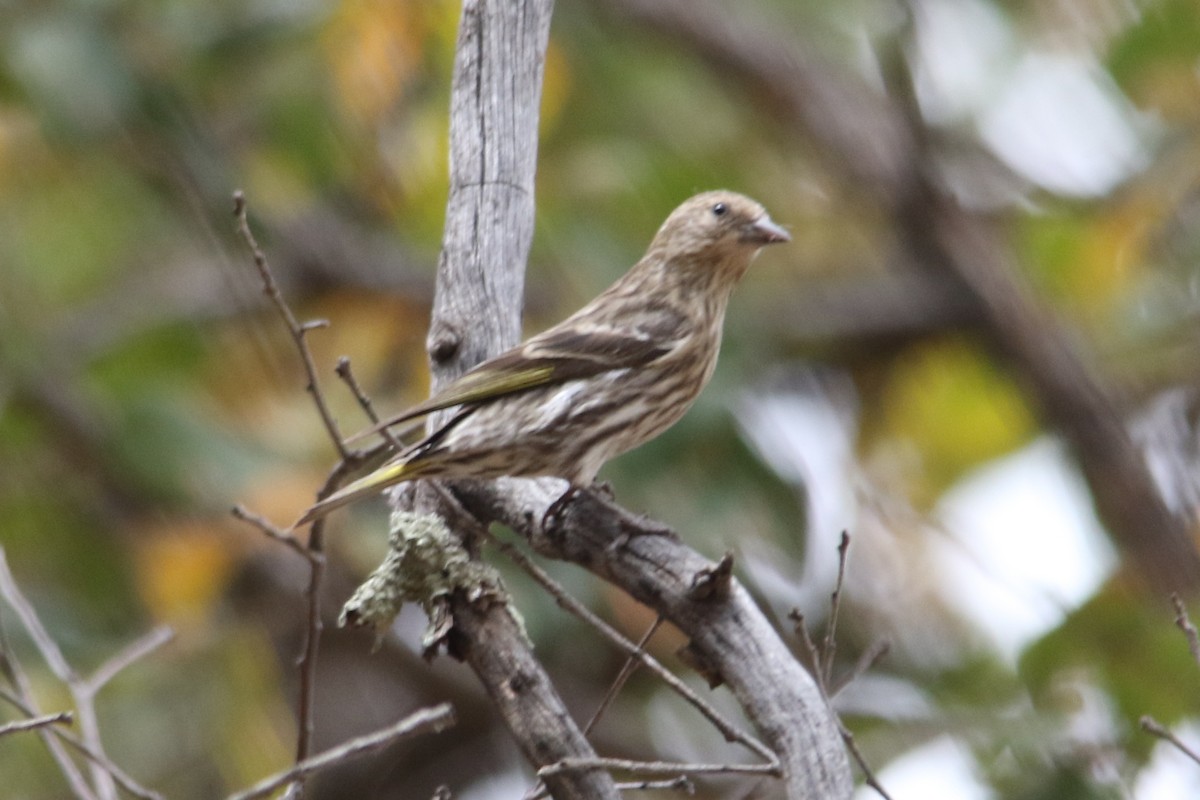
left=295, top=191, right=789, bottom=526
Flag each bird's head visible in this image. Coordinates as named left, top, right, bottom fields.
left=648, top=191, right=790, bottom=276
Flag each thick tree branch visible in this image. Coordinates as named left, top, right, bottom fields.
left=415, top=2, right=620, bottom=799
left=404, top=0, right=858, bottom=795
left=455, top=479, right=856, bottom=798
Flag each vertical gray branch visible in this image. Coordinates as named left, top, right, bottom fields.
left=426, top=0, right=544, bottom=378
left=415, top=1, right=620, bottom=798
left=413, top=0, right=855, bottom=796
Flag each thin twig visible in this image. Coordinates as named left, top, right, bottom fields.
left=231, top=505, right=322, bottom=564
left=830, top=638, right=890, bottom=698
left=226, top=703, right=456, bottom=800
left=1141, top=715, right=1200, bottom=767
left=584, top=617, right=663, bottom=736
left=788, top=534, right=895, bottom=800
left=233, top=190, right=348, bottom=458
left=334, top=357, right=405, bottom=451
left=530, top=774, right=696, bottom=800
left=294, top=523, right=327, bottom=774
left=822, top=531, right=851, bottom=686
left=233, top=193, right=365, bottom=780
left=0, top=711, right=73, bottom=738
left=478, top=525, right=775, bottom=763
left=1171, top=593, right=1200, bottom=668
left=0, top=549, right=99, bottom=800
left=839, top=721, right=895, bottom=800
left=83, top=627, right=174, bottom=697
left=538, top=756, right=780, bottom=780
left=0, top=549, right=77, bottom=684
left=788, top=609, right=822, bottom=684
left=524, top=617, right=665, bottom=800
left=0, top=691, right=163, bottom=800
left=75, top=627, right=172, bottom=800
left=614, top=776, right=695, bottom=793
left=230, top=500, right=328, bottom=782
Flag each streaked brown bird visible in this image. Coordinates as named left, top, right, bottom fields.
left=296, top=191, right=789, bottom=527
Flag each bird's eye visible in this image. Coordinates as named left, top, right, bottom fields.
left=712, top=202, right=728, bottom=217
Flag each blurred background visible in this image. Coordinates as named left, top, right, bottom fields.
left=2, top=0, right=1200, bottom=797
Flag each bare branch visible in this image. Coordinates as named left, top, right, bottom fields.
left=335, top=356, right=404, bottom=450
left=822, top=532, right=851, bottom=686
left=1141, top=715, right=1200, bottom=767
left=614, top=777, right=695, bottom=794
left=230, top=191, right=387, bottom=779
left=423, top=484, right=620, bottom=800
left=482, top=526, right=774, bottom=763
left=839, top=722, right=896, bottom=800
left=0, top=697, right=163, bottom=800
left=231, top=505, right=321, bottom=564
left=0, top=549, right=100, bottom=800
left=0, top=711, right=73, bottom=738
left=456, top=481, right=854, bottom=798
left=531, top=776, right=697, bottom=800
left=0, top=559, right=164, bottom=800
left=1171, top=593, right=1200, bottom=667
left=83, top=627, right=174, bottom=698
left=538, top=756, right=780, bottom=780
left=233, top=190, right=349, bottom=458
left=227, top=704, right=457, bottom=800
left=0, top=549, right=77, bottom=685
left=583, top=616, right=662, bottom=736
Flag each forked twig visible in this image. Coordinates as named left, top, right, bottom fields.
left=524, top=616, right=666, bottom=800
left=0, top=549, right=108, bottom=799
left=231, top=191, right=362, bottom=784
left=475, top=522, right=775, bottom=764
left=789, top=533, right=894, bottom=799
left=231, top=505, right=322, bottom=564
left=0, top=552, right=165, bottom=800
left=0, top=690, right=163, bottom=800
left=232, top=190, right=348, bottom=459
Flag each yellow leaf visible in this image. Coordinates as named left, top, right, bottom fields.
left=873, top=338, right=1037, bottom=508
left=132, top=520, right=241, bottom=628
left=322, top=0, right=427, bottom=126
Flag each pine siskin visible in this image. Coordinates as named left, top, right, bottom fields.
left=296, top=191, right=789, bottom=526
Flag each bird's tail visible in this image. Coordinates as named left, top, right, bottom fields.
left=293, top=458, right=420, bottom=528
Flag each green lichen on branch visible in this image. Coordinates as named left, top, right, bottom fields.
left=339, top=511, right=523, bottom=655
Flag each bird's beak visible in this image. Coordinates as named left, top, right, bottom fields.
left=742, top=214, right=791, bottom=245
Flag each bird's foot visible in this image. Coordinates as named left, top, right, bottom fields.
left=541, top=484, right=581, bottom=534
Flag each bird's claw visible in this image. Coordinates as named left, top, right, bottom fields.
left=541, top=484, right=580, bottom=534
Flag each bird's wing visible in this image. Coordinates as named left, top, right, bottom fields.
left=348, top=311, right=687, bottom=442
